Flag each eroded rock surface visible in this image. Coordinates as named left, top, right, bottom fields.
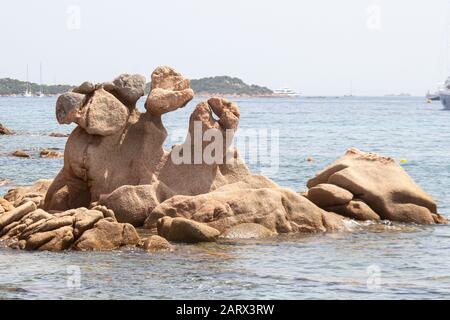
left=0, top=202, right=141, bottom=251
left=2, top=66, right=446, bottom=251
left=307, top=148, right=448, bottom=224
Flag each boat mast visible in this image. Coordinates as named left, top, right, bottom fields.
left=40, top=63, right=43, bottom=95
left=26, top=64, right=30, bottom=94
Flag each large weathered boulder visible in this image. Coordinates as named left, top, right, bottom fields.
left=307, top=148, right=447, bottom=224
left=157, top=216, right=221, bottom=243
left=103, top=74, right=146, bottom=108
left=147, top=186, right=347, bottom=239
left=73, top=219, right=140, bottom=251
left=98, top=184, right=168, bottom=227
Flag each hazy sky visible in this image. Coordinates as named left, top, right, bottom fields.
left=0, top=0, right=449, bottom=95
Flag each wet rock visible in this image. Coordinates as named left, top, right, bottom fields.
left=40, top=149, right=64, bottom=158
left=73, top=219, right=140, bottom=251
left=306, top=183, right=353, bottom=207
left=157, top=216, right=220, bottom=243
left=141, top=235, right=174, bottom=252
left=325, top=200, right=381, bottom=221
left=307, top=148, right=448, bottom=224
left=11, top=150, right=30, bottom=158
left=221, top=223, right=275, bottom=239
left=0, top=123, right=14, bottom=135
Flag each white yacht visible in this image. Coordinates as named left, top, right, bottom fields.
left=439, top=77, right=450, bottom=109
left=273, top=87, right=301, bottom=97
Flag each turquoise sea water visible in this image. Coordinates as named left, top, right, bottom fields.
left=1, top=96, right=450, bottom=299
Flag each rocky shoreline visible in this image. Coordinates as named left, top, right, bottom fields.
left=0, top=66, right=447, bottom=252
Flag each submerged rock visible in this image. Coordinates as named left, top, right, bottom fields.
left=49, top=132, right=69, bottom=138
left=11, top=150, right=30, bottom=158
left=220, top=223, right=275, bottom=239
left=140, top=235, right=175, bottom=252
left=40, top=149, right=64, bottom=158
left=0, top=123, right=14, bottom=135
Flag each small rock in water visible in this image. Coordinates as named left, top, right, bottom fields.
left=140, top=235, right=175, bottom=252
left=11, top=150, right=30, bottom=158
left=49, top=132, right=69, bottom=138
left=40, top=149, right=64, bottom=158
left=0, top=123, right=14, bottom=135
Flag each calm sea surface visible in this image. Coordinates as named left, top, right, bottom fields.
left=1, top=96, right=450, bottom=299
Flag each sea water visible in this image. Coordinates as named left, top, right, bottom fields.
left=0, top=96, right=449, bottom=299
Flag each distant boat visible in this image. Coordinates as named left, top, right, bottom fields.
left=273, top=87, right=301, bottom=97
left=37, top=63, right=44, bottom=97
left=23, top=64, right=32, bottom=97
left=343, top=80, right=354, bottom=97
left=426, top=82, right=443, bottom=101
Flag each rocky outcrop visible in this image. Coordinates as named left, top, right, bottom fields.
left=2, top=66, right=446, bottom=251
left=306, top=148, right=448, bottom=224
left=145, top=185, right=347, bottom=240
left=43, top=66, right=276, bottom=228
left=0, top=202, right=141, bottom=251
left=0, top=123, right=14, bottom=135
left=4, top=179, right=52, bottom=208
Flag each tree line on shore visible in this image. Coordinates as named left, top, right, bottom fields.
left=1, top=76, right=273, bottom=96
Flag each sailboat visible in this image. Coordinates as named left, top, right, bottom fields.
left=23, top=64, right=32, bottom=97
left=343, top=80, right=353, bottom=97
left=37, top=63, right=44, bottom=98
